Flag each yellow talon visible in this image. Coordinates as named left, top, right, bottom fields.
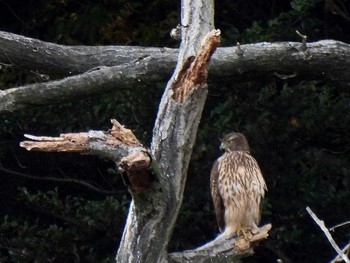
left=236, top=227, right=247, bottom=239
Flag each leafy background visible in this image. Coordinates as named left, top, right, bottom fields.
left=1, top=0, right=350, bottom=262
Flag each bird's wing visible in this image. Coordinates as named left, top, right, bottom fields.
left=210, top=160, right=225, bottom=232
left=244, top=153, right=267, bottom=224
left=244, top=154, right=267, bottom=195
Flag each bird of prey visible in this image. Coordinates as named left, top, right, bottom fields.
left=210, top=132, right=267, bottom=239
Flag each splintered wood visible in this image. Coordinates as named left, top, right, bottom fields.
left=172, top=29, right=221, bottom=103
left=234, top=223, right=272, bottom=252
left=20, top=119, right=141, bottom=153
left=20, top=133, right=89, bottom=152
left=119, top=151, right=152, bottom=193
left=110, top=119, right=141, bottom=146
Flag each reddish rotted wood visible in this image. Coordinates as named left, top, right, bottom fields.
left=172, top=29, right=221, bottom=103
left=119, top=151, right=152, bottom=194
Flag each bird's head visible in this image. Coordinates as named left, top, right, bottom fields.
left=219, top=132, right=250, bottom=152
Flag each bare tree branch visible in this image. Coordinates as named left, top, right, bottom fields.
left=169, top=224, right=271, bottom=263
left=20, top=119, right=146, bottom=162
left=20, top=119, right=152, bottom=196
left=1, top=37, right=350, bottom=114
left=1, top=30, right=350, bottom=89
left=306, top=207, right=350, bottom=263
left=0, top=57, right=172, bottom=113
left=331, top=242, right=350, bottom=263
left=0, top=30, right=178, bottom=77
left=330, top=221, right=350, bottom=231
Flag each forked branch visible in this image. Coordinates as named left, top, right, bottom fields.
left=306, top=207, right=350, bottom=263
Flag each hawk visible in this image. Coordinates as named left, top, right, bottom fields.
left=210, top=132, right=267, bottom=239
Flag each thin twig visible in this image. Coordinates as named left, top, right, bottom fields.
left=331, top=242, right=350, bottom=263
left=306, top=207, right=350, bottom=263
left=330, top=221, right=350, bottom=232
left=0, top=163, right=124, bottom=195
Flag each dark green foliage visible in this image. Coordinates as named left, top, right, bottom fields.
left=175, top=80, right=350, bottom=262
left=1, top=0, right=350, bottom=262
left=1, top=188, right=128, bottom=262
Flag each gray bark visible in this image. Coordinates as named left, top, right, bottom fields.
left=3, top=0, right=346, bottom=261
left=1, top=36, right=350, bottom=114
left=0, top=30, right=177, bottom=77
left=115, top=0, right=216, bottom=262
left=0, top=57, right=172, bottom=113
left=1, top=30, right=350, bottom=87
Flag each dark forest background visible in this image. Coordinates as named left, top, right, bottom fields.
left=1, top=0, right=350, bottom=262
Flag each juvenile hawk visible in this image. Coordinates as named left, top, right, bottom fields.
left=210, top=132, right=267, bottom=238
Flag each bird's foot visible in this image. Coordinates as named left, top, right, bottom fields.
left=237, top=227, right=254, bottom=240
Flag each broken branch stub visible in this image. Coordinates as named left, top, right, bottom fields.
left=172, top=29, right=221, bottom=103
left=20, top=119, right=154, bottom=194
left=119, top=151, right=153, bottom=194
left=20, top=119, right=142, bottom=153
left=20, top=133, right=90, bottom=152
left=110, top=119, right=141, bottom=146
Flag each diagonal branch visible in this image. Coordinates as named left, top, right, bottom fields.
left=0, top=57, right=172, bottom=113
left=306, top=207, right=350, bottom=263
left=169, top=224, right=272, bottom=263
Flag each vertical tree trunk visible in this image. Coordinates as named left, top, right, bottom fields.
left=115, top=0, right=215, bottom=262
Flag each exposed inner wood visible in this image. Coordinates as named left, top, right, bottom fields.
left=119, top=151, right=152, bottom=193
left=172, top=29, right=221, bottom=103
left=19, top=119, right=141, bottom=152
left=110, top=119, right=141, bottom=146
left=20, top=119, right=153, bottom=194
left=20, top=133, right=90, bottom=152
left=234, top=223, right=272, bottom=252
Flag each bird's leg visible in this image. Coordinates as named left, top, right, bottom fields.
left=237, top=227, right=254, bottom=240
left=237, top=227, right=247, bottom=239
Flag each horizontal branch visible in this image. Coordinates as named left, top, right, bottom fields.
left=1, top=30, right=350, bottom=114
left=0, top=30, right=177, bottom=77
left=169, top=224, right=271, bottom=263
left=1, top=30, right=350, bottom=87
left=19, top=119, right=154, bottom=195
left=0, top=56, right=172, bottom=113
left=20, top=119, right=145, bottom=163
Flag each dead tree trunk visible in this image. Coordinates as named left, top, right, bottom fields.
left=116, top=0, right=216, bottom=262
left=19, top=0, right=271, bottom=262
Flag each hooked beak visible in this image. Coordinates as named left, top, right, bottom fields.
left=219, top=143, right=225, bottom=151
